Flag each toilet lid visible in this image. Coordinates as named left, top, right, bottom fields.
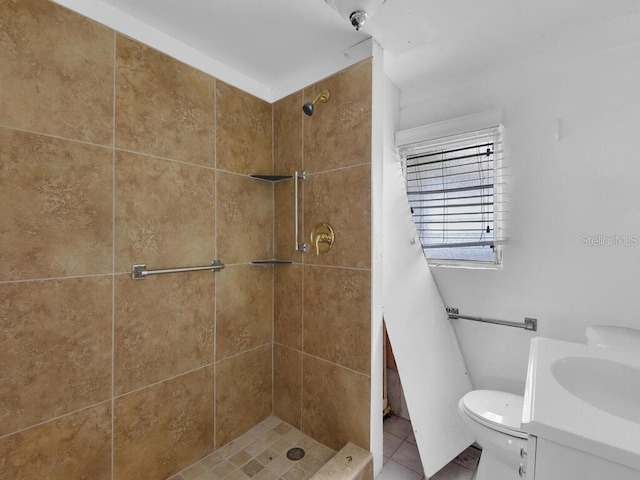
left=461, top=390, right=527, bottom=438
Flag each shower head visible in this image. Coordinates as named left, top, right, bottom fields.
left=303, top=89, right=331, bottom=117
left=302, top=102, right=314, bottom=116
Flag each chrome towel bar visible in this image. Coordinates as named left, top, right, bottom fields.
left=131, top=260, right=224, bottom=280
left=446, top=307, right=538, bottom=331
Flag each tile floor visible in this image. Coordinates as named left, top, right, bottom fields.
left=169, top=416, right=335, bottom=480
left=378, top=415, right=481, bottom=480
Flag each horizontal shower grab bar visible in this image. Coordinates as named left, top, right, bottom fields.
left=131, top=260, right=225, bottom=280
left=446, top=307, right=537, bottom=331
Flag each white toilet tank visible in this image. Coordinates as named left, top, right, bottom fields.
left=585, top=326, right=640, bottom=351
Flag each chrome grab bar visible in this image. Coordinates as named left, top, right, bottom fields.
left=446, top=307, right=537, bottom=331
left=294, top=171, right=308, bottom=253
left=131, top=260, right=224, bottom=280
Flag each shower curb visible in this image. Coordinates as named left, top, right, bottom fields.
left=309, top=442, right=373, bottom=480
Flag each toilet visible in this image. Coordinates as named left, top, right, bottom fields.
left=458, top=390, right=527, bottom=480
left=458, top=325, right=640, bottom=480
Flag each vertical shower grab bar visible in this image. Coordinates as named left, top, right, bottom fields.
left=294, top=171, right=308, bottom=252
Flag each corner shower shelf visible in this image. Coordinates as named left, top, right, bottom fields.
left=249, top=174, right=292, bottom=182
left=248, top=172, right=299, bottom=265
left=250, top=259, right=293, bottom=265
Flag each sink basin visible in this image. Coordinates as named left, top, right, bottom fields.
left=522, top=338, right=640, bottom=472
left=552, top=356, right=640, bottom=423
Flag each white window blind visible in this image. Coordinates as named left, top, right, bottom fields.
left=398, top=126, right=506, bottom=266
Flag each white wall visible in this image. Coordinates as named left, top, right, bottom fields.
left=399, top=12, right=640, bottom=394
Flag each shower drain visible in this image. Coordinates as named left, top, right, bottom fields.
left=286, top=447, right=306, bottom=461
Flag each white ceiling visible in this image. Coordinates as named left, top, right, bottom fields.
left=57, top=0, right=640, bottom=102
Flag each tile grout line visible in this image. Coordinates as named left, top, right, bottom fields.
left=111, top=30, right=117, bottom=480
left=0, top=399, right=113, bottom=442
left=212, top=76, right=218, bottom=451
left=0, top=272, right=121, bottom=286
left=290, top=347, right=372, bottom=379
left=305, top=161, right=372, bottom=177
left=115, top=146, right=216, bottom=171
left=113, top=361, right=216, bottom=401
left=299, top=90, right=305, bottom=432
left=0, top=124, right=214, bottom=174
left=271, top=103, right=277, bottom=415
left=301, top=263, right=372, bottom=272
left=0, top=124, right=113, bottom=150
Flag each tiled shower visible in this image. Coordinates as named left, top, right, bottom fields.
left=0, top=0, right=372, bottom=478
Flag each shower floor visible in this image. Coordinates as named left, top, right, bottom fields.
left=169, top=416, right=335, bottom=480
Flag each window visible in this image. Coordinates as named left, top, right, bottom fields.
left=397, top=113, right=506, bottom=268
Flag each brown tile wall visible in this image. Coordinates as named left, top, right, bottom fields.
left=1, top=0, right=373, bottom=476
left=273, top=60, right=373, bottom=451
left=0, top=0, right=274, bottom=478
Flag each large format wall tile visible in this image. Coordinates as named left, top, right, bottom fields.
left=304, top=165, right=371, bottom=268
left=216, top=265, right=272, bottom=360
left=273, top=91, right=304, bottom=262
left=274, top=263, right=303, bottom=350
left=216, top=81, right=272, bottom=174
left=303, top=59, right=372, bottom=174
left=274, top=90, right=303, bottom=175
left=274, top=344, right=302, bottom=429
left=115, top=35, right=215, bottom=166
left=115, top=150, right=215, bottom=272
left=216, top=171, right=273, bottom=264
left=274, top=180, right=304, bottom=262
left=0, top=402, right=112, bottom=480
left=0, top=129, right=113, bottom=281
left=302, top=354, right=370, bottom=451
left=303, top=266, right=371, bottom=374
left=114, top=272, right=215, bottom=395
left=0, top=277, right=112, bottom=436
left=0, top=0, right=113, bottom=145
left=114, top=367, right=214, bottom=480
left=216, top=345, right=272, bottom=447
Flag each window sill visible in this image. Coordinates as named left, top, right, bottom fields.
left=427, top=259, right=503, bottom=270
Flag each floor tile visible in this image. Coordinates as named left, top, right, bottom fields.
left=211, top=461, right=235, bottom=478
left=174, top=416, right=333, bottom=480
left=246, top=439, right=269, bottom=457
left=452, top=446, right=481, bottom=471
left=383, top=415, right=413, bottom=439
left=253, top=469, right=279, bottom=480
left=377, top=460, right=423, bottom=480
left=226, top=470, right=250, bottom=480
left=241, top=459, right=265, bottom=477
left=391, top=440, right=423, bottom=475
left=383, top=430, right=403, bottom=458
left=182, top=461, right=208, bottom=479
left=430, top=461, right=474, bottom=480
left=382, top=414, right=481, bottom=480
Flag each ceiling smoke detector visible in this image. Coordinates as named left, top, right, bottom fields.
left=324, top=0, right=387, bottom=31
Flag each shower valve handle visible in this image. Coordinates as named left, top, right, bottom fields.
left=310, top=223, right=335, bottom=256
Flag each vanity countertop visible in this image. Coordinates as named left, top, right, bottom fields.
left=521, top=337, right=640, bottom=471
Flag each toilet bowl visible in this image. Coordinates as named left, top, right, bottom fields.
left=458, top=390, right=527, bottom=480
